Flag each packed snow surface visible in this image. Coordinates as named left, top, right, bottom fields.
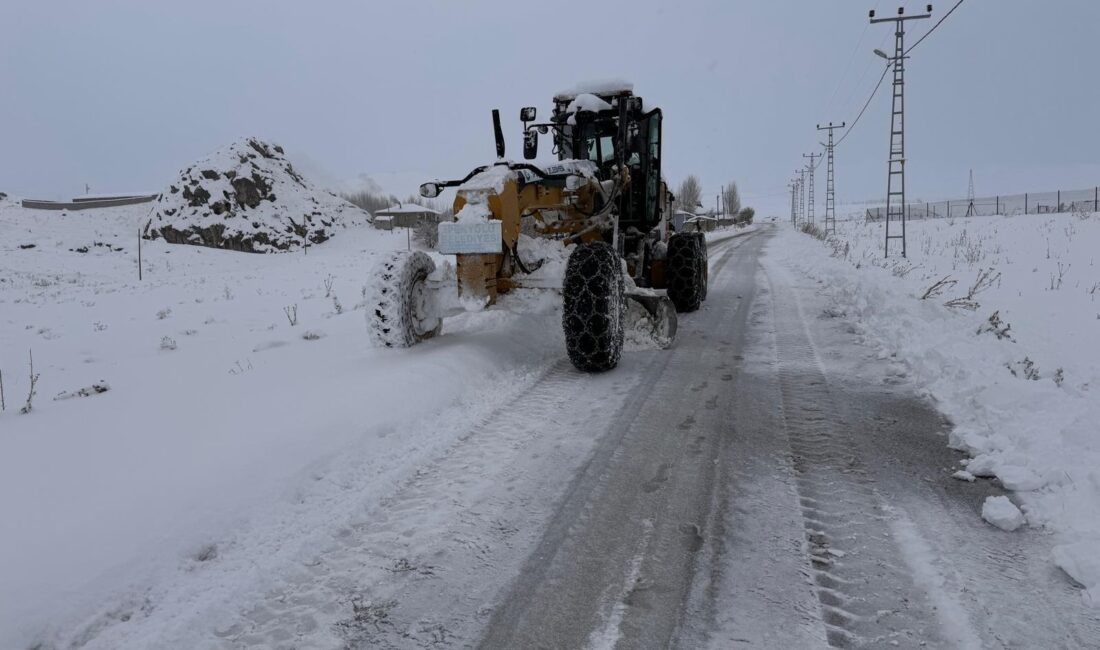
left=145, top=137, right=368, bottom=253
left=775, top=212, right=1100, bottom=605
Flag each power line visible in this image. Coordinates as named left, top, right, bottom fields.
left=834, top=0, right=965, bottom=149
left=906, top=0, right=965, bottom=55
left=835, top=63, right=891, bottom=147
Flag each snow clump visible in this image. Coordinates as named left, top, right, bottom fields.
left=981, top=495, right=1026, bottom=532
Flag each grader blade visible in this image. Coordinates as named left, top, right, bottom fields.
left=624, top=289, right=678, bottom=350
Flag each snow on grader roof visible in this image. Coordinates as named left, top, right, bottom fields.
left=553, top=79, right=634, bottom=101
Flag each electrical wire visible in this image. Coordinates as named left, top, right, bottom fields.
left=831, top=0, right=965, bottom=149
left=906, top=0, right=965, bottom=55
left=834, top=62, right=892, bottom=148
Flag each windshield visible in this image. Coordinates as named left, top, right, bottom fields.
left=576, top=122, right=616, bottom=164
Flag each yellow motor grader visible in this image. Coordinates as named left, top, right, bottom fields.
left=365, top=83, right=708, bottom=371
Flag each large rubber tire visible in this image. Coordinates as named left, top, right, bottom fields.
left=694, top=232, right=709, bottom=301
left=667, top=233, right=705, bottom=312
left=365, top=251, right=441, bottom=348
left=562, top=242, right=625, bottom=372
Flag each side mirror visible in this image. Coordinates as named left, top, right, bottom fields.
left=520, top=107, right=537, bottom=122
left=419, top=182, right=441, bottom=199
left=523, top=129, right=538, bottom=160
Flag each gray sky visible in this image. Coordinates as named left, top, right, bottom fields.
left=3, top=0, right=1099, bottom=214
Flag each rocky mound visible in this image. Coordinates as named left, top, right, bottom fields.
left=144, top=138, right=367, bottom=252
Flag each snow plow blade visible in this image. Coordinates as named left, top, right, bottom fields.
left=624, top=289, right=678, bottom=350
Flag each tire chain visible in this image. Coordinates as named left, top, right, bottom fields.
left=562, top=242, right=625, bottom=372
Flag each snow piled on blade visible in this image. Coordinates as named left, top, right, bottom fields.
left=145, top=137, right=369, bottom=253
left=457, top=164, right=515, bottom=194
left=773, top=212, right=1100, bottom=606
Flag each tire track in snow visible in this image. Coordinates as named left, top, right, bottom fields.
left=766, top=266, right=971, bottom=649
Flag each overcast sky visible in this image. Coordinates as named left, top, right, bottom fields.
left=3, top=0, right=1099, bottom=214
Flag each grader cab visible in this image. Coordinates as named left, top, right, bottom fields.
left=364, top=83, right=708, bottom=372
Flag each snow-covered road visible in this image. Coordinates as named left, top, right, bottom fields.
left=6, top=217, right=1099, bottom=649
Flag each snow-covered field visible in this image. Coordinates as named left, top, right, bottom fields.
left=774, top=212, right=1100, bottom=606
left=0, top=198, right=573, bottom=648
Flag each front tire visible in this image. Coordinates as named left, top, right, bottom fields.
left=563, top=242, right=625, bottom=372
left=365, top=251, right=441, bottom=348
left=667, top=233, right=705, bottom=312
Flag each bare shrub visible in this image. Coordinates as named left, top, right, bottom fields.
left=20, top=350, right=39, bottom=414
left=976, top=310, right=1013, bottom=340
left=160, top=336, right=178, bottom=351
left=1049, top=262, right=1069, bottom=290
left=284, top=304, right=299, bottom=326
left=413, top=219, right=439, bottom=249
left=324, top=275, right=335, bottom=298
left=921, top=276, right=957, bottom=300
left=944, top=268, right=1000, bottom=310
left=799, top=222, right=826, bottom=240
left=1006, top=357, right=1040, bottom=381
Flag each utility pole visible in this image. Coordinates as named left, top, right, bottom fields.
left=817, top=122, right=845, bottom=235
left=965, top=169, right=976, bottom=216
left=792, top=180, right=800, bottom=226
left=871, top=4, right=932, bottom=258
left=798, top=168, right=806, bottom=225
left=803, top=153, right=821, bottom=226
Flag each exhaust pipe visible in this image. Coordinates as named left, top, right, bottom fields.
left=492, top=109, right=506, bottom=160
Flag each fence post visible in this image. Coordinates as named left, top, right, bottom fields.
left=996, top=196, right=999, bottom=214
left=1095, top=186, right=1098, bottom=212
left=946, top=200, right=950, bottom=218
left=1025, top=193, right=1029, bottom=214
left=1058, top=190, right=1061, bottom=213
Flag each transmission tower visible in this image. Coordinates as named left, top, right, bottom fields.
left=817, top=122, right=845, bottom=235
left=965, top=168, right=976, bottom=216
left=871, top=4, right=932, bottom=258
left=803, top=153, right=821, bottom=226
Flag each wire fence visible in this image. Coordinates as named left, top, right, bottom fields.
left=864, top=186, right=1100, bottom=221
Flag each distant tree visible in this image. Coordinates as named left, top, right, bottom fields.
left=723, top=181, right=741, bottom=216
left=341, top=190, right=399, bottom=216
left=676, top=175, right=702, bottom=213
left=735, top=207, right=755, bottom=226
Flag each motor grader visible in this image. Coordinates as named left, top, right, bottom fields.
left=365, top=83, right=708, bottom=372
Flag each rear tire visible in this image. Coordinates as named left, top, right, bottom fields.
left=667, top=233, right=705, bottom=312
left=365, top=251, right=441, bottom=348
left=563, top=242, right=625, bottom=372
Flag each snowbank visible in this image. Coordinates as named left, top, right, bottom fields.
left=145, top=137, right=368, bottom=253
left=772, top=213, right=1100, bottom=605
left=0, top=199, right=565, bottom=648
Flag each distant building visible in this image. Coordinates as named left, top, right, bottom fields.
left=372, top=203, right=443, bottom=230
